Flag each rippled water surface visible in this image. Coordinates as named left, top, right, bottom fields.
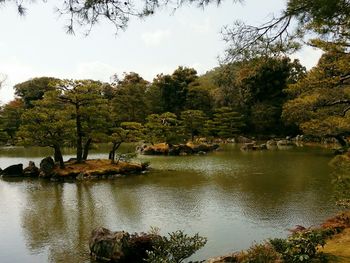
left=0, top=144, right=339, bottom=262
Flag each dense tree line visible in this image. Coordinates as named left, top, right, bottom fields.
left=1, top=48, right=349, bottom=163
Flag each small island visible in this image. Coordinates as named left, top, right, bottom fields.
left=0, top=157, right=149, bottom=180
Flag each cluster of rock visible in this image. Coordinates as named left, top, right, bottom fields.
left=137, top=142, right=220, bottom=156
left=0, top=157, right=55, bottom=178
left=240, top=138, right=295, bottom=151
left=89, top=227, right=159, bottom=263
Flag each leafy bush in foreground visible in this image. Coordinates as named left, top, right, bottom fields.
left=145, top=230, right=207, bottom=263
left=270, top=229, right=335, bottom=262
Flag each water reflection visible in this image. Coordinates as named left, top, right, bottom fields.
left=0, top=145, right=340, bottom=262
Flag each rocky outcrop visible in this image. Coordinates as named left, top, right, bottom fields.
left=0, top=164, right=23, bottom=177
left=240, top=142, right=267, bottom=151
left=266, top=139, right=277, bottom=150
left=277, top=139, right=295, bottom=149
left=169, top=144, right=193, bottom=156
left=236, top=136, right=253, bottom=143
left=89, top=227, right=158, bottom=263
left=138, top=143, right=169, bottom=155
left=23, top=161, right=40, bottom=177
left=189, top=143, right=219, bottom=153
left=39, top=157, right=55, bottom=178
left=138, top=143, right=219, bottom=156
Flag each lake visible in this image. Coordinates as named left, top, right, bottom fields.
left=0, top=144, right=339, bottom=262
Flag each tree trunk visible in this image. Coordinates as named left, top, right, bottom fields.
left=76, top=104, right=83, bottom=163
left=110, top=142, right=122, bottom=164
left=53, top=145, right=65, bottom=168
left=82, top=138, right=92, bottom=161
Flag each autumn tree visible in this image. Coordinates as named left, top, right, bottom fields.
left=282, top=48, right=350, bottom=147
left=17, top=91, right=75, bottom=168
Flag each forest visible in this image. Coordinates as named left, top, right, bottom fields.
left=0, top=48, right=349, bottom=164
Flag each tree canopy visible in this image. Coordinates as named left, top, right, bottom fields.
left=223, top=0, right=350, bottom=61
left=17, top=90, right=75, bottom=167
left=282, top=48, right=350, bottom=146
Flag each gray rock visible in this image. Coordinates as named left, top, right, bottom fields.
left=266, top=139, right=277, bottom=150
left=23, top=161, right=40, bottom=177
left=236, top=136, right=253, bottom=143
left=39, top=157, right=55, bottom=178
left=277, top=139, right=295, bottom=149
left=0, top=164, right=23, bottom=177
left=240, top=142, right=255, bottom=151
left=89, top=227, right=158, bottom=263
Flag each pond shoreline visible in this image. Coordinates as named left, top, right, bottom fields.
left=0, top=144, right=341, bottom=262
left=0, top=158, right=148, bottom=181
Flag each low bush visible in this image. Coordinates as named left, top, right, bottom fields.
left=269, top=229, right=335, bottom=262
left=240, top=243, right=282, bottom=263
left=145, top=230, right=207, bottom=263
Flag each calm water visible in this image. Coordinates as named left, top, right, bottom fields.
left=0, top=144, right=339, bottom=262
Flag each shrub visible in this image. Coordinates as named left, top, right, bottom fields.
left=240, top=243, right=282, bottom=263
left=269, top=238, right=288, bottom=254
left=145, top=230, right=207, bottom=263
left=278, top=229, right=332, bottom=262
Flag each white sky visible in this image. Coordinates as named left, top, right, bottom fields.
left=0, top=0, right=322, bottom=104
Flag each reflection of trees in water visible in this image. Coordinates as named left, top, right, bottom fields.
left=21, top=182, right=106, bottom=262
left=208, top=152, right=336, bottom=225
left=19, top=150, right=339, bottom=262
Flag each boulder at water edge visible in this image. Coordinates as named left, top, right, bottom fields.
left=0, top=164, right=23, bottom=177
left=23, top=161, right=40, bottom=177
left=89, top=227, right=158, bottom=263
left=39, top=157, right=55, bottom=178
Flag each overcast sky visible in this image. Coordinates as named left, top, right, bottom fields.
left=0, top=0, right=322, bottom=104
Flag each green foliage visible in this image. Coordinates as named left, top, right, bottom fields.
left=269, top=238, right=288, bottom=255
left=145, top=230, right=207, bottom=263
left=282, top=50, right=350, bottom=144
left=329, top=154, right=350, bottom=208
left=57, top=79, right=109, bottom=161
left=153, top=67, right=198, bottom=115
left=185, top=86, right=213, bottom=115
left=180, top=110, right=207, bottom=141
left=14, top=77, right=60, bottom=108
left=17, top=90, right=75, bottom=167
left=0, top=99, right=24, bottom=143
left=213, top=57, right=305, bottom=135
left=205, top=107, right=244, bottom=138
left=241, top=243, right=282, bottom=263
left=111, top=72, right=150, bottom=123
left=144, top=112, right=182, bottom=144
left=223, top=0, right=350, bottom=61
left=109, top=122, right=143, bottom=163
left=270, top=229, right=334, bottom=263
